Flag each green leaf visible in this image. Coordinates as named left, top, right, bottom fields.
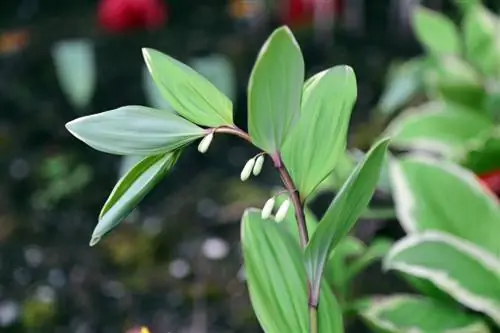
left=241, top=209, right=343, bottom=333
left=389, top=156, right=500, bottom=255
left=282, top=66, right=357, bottom=199
left=318, top=282, right=344, bottom=333
left=65, top=106, right=205, bottom=155
left=358, top=294, right=490, bottom=333
left=454, top=0, right=480, bottom=13
left=188, top=54, right=236, bottom=102
left=463, top=5, right=500, bottom=76
left=459, top=126, right=500, bottom=174
left=91, top=151, right=181, bottom=245
left=484, top=80, right=500, bottom=118
left=316, top=149, right=392, bottom=196
left=312, top=150, right=358, bottom=195
left=142, top=65, right=175, bottom=111
left=142, top=48, right=233, bottom=127
left=52, top=39, right=96, bottom=111
left=402, top=274, right=457, bottom=303
left=412, top=7, right=461, bottom=56
left=241, top=209, right=308, bottom=333
left=304, top=138, right=390, bottom=301
left=346, top=238, right=393, bottom=282
left=384, top=231, right=500, bottom=325
left=377, top=58, right=429, bottom=116
left=386, top=101, right=493, bottom=155
left=430, top=56, right=485, bottom=109
left=325, top=236, right=366, bottom=292
left=248, top=26, right=305, bottom=153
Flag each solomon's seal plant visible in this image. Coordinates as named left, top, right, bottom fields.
left=66, top=26, right=389, bottom=333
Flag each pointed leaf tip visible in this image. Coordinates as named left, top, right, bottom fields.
left=89, top=236, right=101, bottom=247
left=281, top=64, right=358, bottom=198
left=142, top=48, right=233, bottom=127
left=248, top=25, right=304, bottom=153
left=92, top=151, right=181, bottom=243
left=304, top=138, right=390, bottom=301
left=64, top=106, right=204, bottom=155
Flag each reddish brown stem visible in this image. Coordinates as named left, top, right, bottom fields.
left=276, top=160, right=309, bottom=248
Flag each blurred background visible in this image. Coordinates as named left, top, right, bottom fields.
left=0, top=0, right=495, bottom=332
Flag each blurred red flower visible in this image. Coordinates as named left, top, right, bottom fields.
left=98, top=0, right=167, bottom=33
left=478, top=169, right=500, bottom=195
left=280, top=0, right=343, bottom=27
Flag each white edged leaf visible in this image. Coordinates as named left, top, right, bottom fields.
left=377, top=57, right=429, bottom=116
left=358, top=294, right=490, bottom=333
left=412, top=6, right=461, bottom=56
left=384, top=231, right=500, bottom=325
left=385, top=101, right=493, bottom=155
left=389, top=156, right=500, bottom=255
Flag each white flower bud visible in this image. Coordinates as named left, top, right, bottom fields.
left=197, top=133, right=214, bottom=154
left=252, top=155, right=265, bottom=176
left=240, top=158, right=256, bottom=181
left=261, top=197, right=275, bottom=219
left=274, top=199, right=290, bottom=222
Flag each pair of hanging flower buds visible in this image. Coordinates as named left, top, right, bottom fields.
left=198, top=132, right=291, bottom=222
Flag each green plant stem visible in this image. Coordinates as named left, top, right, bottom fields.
left=213, top=125, right=251, bottom=141
left=309, top=306, right=318, bottom=333
left=215, top=126, right=310, bottom=247
left=215, top=125, right=316, bottom=332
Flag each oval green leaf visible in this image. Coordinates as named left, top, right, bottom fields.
left=65, top=105, right=205, bottom=155
left=304, top=138, right=390, bottom=303
left=463, top=5, right=500, bottom=76
left=248, top=26, right=305, bottom=153
left=430, top=56, right=485, bottom=109
left=282, top=66, right=357, bottom=199
left=359, top=294, right=490, bottom=333
left=377, top=57, right=429, bottom=116
left=142, top=48, right=233, bottom=127
left=386, top=101, right=493, bottom=155
left=412, top=7, right=461, bottom=56
left=459, top=126, right=500, bottom=174
left=384, top=231, right=500, bottom=325
left=91, top=151, right=181, bottom=245
left=52, top=39, right=96, bottom=111
left=389, top=156, right=500, bottom=255
left=325, top=236, right=366, bottom=292
left=241, top=209, right=343, bottom=333
left=241, top=208, right=308, bottom=333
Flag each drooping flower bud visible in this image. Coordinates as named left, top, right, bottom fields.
left=274, top=199, right=290, bottom=222
left=252, top=155, right=265, bottom=176
left=240, top=158, right=256, bottom=181
left=197, top=132, right=214, bottom=153
left=261, top=197, right=275, bottom=219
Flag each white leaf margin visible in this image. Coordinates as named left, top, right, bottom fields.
left=384, top=231, right=500, bottom=325
left=359, top=294, right=490, bottom=333
left=384, top=102, right=455, bottom=155
left=388, top=155, right=499, bottom=233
